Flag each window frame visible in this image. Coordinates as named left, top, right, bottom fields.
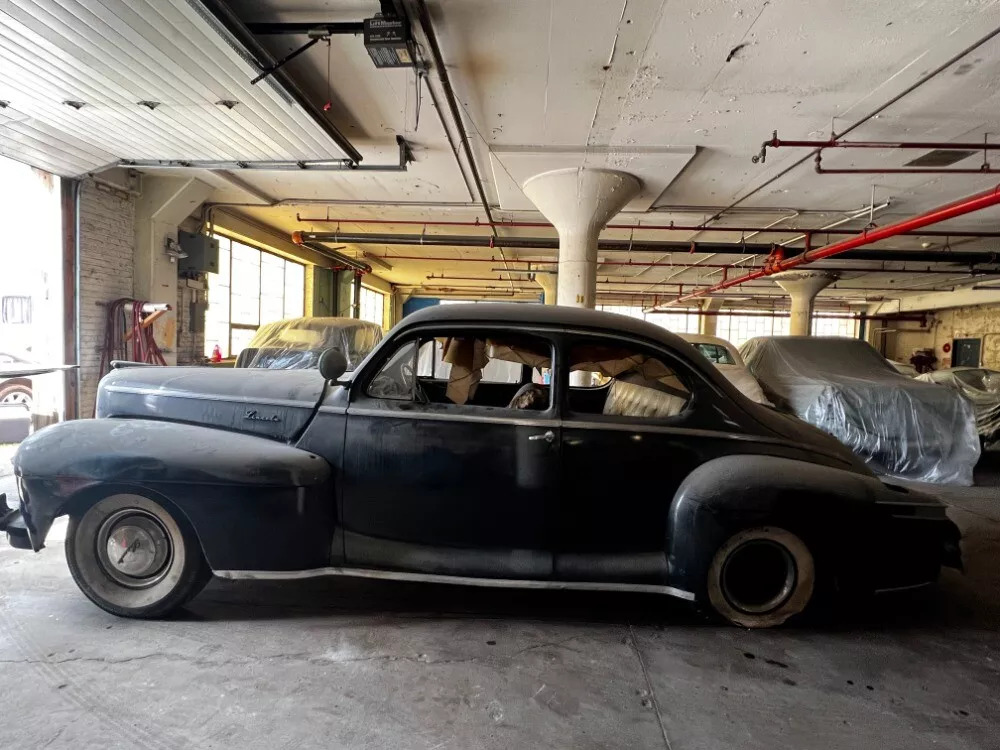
left=205, top=233, right=307, bottom=358
left=558, top=332, right=706, bottom=426
left=352, top=324, right=559, bottom=420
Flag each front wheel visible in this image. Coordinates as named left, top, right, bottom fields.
left=66, top=493, right=210, bottom=618
left=706, top=526, right=815, bottom=628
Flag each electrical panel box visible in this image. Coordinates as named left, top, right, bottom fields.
left=178, top=231, right=220, bottom=274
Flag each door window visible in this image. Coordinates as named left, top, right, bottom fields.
left=566, top=341, right=691, bottom=421
left=365, top=331, right=553, bottom=412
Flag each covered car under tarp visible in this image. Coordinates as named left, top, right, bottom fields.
left=235, top=317, right=382, bottom=371
left=741, top=336, right=980, bottom=485
left=917, top=368, right=1000, bottom=444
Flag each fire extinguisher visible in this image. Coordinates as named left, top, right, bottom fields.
left=211, top=344, right=222, bottom=363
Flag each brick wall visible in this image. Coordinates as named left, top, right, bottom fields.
left=78, top=181, right=135, bottom=417
left=175, top=281, right=206, bottom=365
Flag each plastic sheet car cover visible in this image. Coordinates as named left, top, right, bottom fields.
left=741, top=336, right=980, bottom=485
left=917, top=368, right=1000, bottom=443
left=236, top=317, right=383, bottom=371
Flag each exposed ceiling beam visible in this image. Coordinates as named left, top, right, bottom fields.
left=291, top=230, right=1000, bottom=265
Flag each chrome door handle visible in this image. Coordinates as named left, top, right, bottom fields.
left=528, top=430, right=555, bottom=443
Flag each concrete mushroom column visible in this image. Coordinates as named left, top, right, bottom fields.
left=522, top=168, right=640, bottom=308
left=772, top=270, right=839, bottom=336
left=532, top=272, right=558, bottom=305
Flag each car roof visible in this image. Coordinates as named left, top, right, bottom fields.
left=262, top=316, right=381, bottom=330
left=396, top=303, right=691, bottom=349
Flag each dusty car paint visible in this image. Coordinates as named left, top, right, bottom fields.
left=3, top=304, right=961, bottom=606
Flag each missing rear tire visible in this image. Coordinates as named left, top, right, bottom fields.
left=707, top=526, right=815, bottom=628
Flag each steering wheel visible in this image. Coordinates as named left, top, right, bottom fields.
left=399, top=362, right=429, bottom=403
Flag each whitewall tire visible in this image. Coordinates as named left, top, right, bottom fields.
left=66, top=493, right=210, bottom=618
left=707, top=526, right=815, bottom=628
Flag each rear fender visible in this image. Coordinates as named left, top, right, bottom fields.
left=666, top=455, right=883, bottom=597
left=13, top=419, right=332, bottom=570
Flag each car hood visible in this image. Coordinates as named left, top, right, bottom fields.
left=96, top=366, right=327, bottom=441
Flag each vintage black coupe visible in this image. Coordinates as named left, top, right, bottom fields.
left=1, top=305, right=961, bottom=627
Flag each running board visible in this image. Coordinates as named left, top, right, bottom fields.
left=213, top=566, right=697, bottom=601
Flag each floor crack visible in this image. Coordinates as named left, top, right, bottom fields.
left=628, top=622, right=672, bottom=750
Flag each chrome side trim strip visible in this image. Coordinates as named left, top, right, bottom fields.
left=873, top=581, right=934, bottom=594
left=563, top=419, right=784, bottom=443
left=104, top=385, right=316, bottom=410
left=317, top=405, right=348, bottom=415
left=213, top=566, right=697, bottom=601
left=345, top=405, right=783, bottom=444
left=347, top=406, right=557, bottom=428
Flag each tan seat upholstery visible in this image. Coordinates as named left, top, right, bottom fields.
left=603, top=378, right=687, bottom=419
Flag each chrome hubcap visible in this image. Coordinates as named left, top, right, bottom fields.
left=721, top=539, right=797, bottom=615
left=96, top=510, right=172, bottom=587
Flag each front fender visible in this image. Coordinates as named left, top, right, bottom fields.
left=13, top=419, right=331, bottom=562
left=666, top=455, right=885, bottom=597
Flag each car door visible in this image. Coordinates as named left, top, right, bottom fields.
left=340, top=326, right=560, bottom=579
left=555, top=333, right=736, bottom=583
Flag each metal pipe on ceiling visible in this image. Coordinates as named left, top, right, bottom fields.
left=293, top=213, right=1000, bottom=239
left=753, top=132, right=1000, bottom=164
left=374, top=254, right=989, bottom=274
left=423, top=273, right=962, bottom=293
left=291, top=230, right=1000, bottom=265
left=123, top=137, right=412, bottom=173
left=667, top=184, right=1000, bottom=306
left=300, top=241, right=372, bottom=273
left=708, top=24, right=1000, bottom=222
left=411, top=0, right=514, bottom=291
left=196, top=0, right=363, bottom=164
left=245, top=22, right=365, bottom=35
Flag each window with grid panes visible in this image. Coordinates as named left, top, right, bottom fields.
left=204, top=235, right=306, bottom=358
left=359, top=286, right=386, bottom=328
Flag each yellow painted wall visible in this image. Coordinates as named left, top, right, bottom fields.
left=931, top=303, right=1000, bottom=369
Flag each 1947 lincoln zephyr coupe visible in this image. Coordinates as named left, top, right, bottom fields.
left=1, top=305, right=962, bottom=627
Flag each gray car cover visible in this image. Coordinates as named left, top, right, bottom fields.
left=917, top=368, right=1000, bottom=442
left=742, top=336, right=980, bottom=485
left=235, top=317, right=383, bottom=370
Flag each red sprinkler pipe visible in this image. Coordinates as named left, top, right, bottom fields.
left=671, top=185, right=1000, bottom=305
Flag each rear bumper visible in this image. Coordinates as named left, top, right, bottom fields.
left=870, top=491, right=963, bottom=590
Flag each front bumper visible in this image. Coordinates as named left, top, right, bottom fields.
left=0, top=494, right=31, bottom=550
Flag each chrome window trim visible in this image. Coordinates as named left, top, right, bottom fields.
left=102, top=385, right=316, bottom=410
left=345, top=406, right=782, bottom=444
left=213, top=566, right=697, bottom=601
left=347, top=406, right=555, bottom=428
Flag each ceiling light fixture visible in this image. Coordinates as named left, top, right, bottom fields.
left=137, top=100, right=161, bottom=110
left=63, top=100, right=86, bottom=110
left=216, top=100, right=239, bottom=110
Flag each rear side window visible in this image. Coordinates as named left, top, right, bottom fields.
left=567, top=342, right=690, bottom=421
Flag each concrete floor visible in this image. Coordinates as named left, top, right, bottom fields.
left=1, top=469, right=999, bottom=749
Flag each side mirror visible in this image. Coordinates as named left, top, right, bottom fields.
left=318, top=348, right=349, bottom=381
